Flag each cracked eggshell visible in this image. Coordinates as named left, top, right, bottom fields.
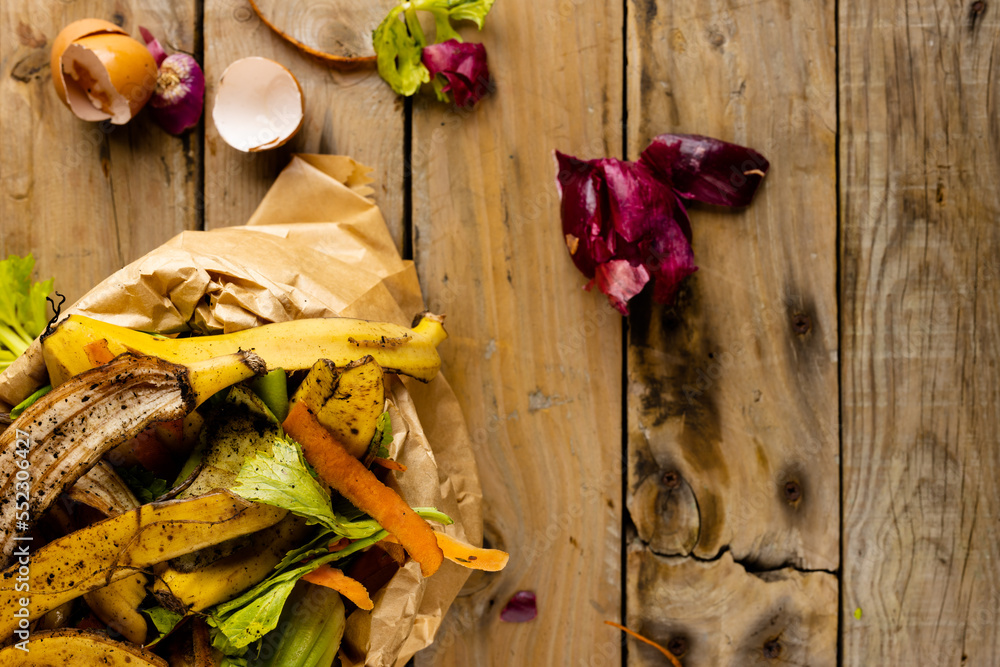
left=212, top=57, right=304, bottom=152
left=52, top=20, right=158, bottom=125
left=50, top=19, right=126, bottom=104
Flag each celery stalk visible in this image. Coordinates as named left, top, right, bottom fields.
left=252, top=581, right=345, bottom=667
left=251, top=368, right=289, bottom=423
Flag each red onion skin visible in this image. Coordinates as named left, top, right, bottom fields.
left=139, top=27, right=205, bottom=135
left=500, top=590, right=538, bottom=623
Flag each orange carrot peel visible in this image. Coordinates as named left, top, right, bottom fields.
left=374, top=457, right=407, bottom=472
left=382, top=532, right=509, bottom=572
left=604, top=621, right=682, bottom=667
left=302, top=565, right=374, bottom=610
left=282, top=401, right=444, bottom=577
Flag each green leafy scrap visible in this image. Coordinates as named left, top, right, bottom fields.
left=0, top=254, right=53, bottom=370
left=141, top=605, right=183, bottom=645
left=372, top=0, right=496, bottom=97
left=207, top=529, right=389, bottom=653
left=374, top=410, right=393, bottom=459
left=214, top=432, right=454, bottom=661
left=118, top=465, right=170, bottom=504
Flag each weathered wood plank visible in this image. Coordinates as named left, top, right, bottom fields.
left=0, top=2, right=198, bottom=305
left=840, top=0, right=1000, bottom=663
left=202, top=0, right=404, bottom=249
left=626, top=540, right=838, bottom=666
left=625, top=0, right=839, bottom=572
left=411, top=1, right=624, bottom=664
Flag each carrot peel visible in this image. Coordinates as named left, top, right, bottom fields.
left=302, top=565, right=374, bottom=610
left=282, top=401, right=443, bottom=577
left=604, top=621, right=682, bottom=667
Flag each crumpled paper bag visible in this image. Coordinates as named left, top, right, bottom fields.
left=0, top=154, right=481, bottom=667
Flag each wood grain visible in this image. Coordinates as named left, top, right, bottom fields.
left=0, top=2, right=198, bottom=306
left=249, top=0, right=395, bottom=60
left=625, top=0, right=839, bottom=572
left=840, top=0, right=1000, bottom=663
left=410, top=1, right=624, bottom=664
left=626, top=540, right=838, bottom=667
left=203, top=0, right=404, bottom=249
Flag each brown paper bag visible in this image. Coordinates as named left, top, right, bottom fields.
left=0, top=155, right=482, bottom=667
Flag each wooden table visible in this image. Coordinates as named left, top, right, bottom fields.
left=2, top=0, right=998, bottom=665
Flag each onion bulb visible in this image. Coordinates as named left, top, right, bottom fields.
left=139, top=27, right=205, bottom=135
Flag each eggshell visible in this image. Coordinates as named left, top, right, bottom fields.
left=60, top=33, right=158, bottom=124
left=212, top=57, right=304, bottom=152
left=50, top=19, right=127, bottom=105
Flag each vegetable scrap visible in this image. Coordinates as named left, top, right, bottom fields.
left=604, top=621, right=682, bottom=667
left=0, top=253, right=53, bottom=371
left=302, top=565, right=375, bottom=610
left=282, top=401, right=445, bottom=577
left=555, top=134, right=769, bottom=315
left=373, top=0, right=495, bottom=107
left=0, top=310, right=506, bottom=665
left=422, top=39, right=491, bottom=107
left=139, top=27, right=205, bottom=135
left=500, top=590, right=537, bottom=622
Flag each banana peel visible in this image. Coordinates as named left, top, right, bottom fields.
left=0, top=628, right=168, bottom=666
left=289, top=356, right=385, bottom=459
left=154, top=515, right=311, bottom=613
left=64, top=461, right=150, bottom=645
left=41, top=312, right=447, bottom=386
left=0, top=351, right=264, bottom=566
left=0, top=491, right=284, bottom=641
left=84, top=573, right=148, bottom=645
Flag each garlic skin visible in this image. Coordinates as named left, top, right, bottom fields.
left=150, top=54, right=205, bottom=135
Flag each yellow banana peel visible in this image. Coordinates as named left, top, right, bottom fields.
left=42, top=312, right=447, bottom=386
left=289, top=356, right=386, bottom=459
left=154, top=516, right=311, bottom=613
left=0, top=351, right=264, bottom=565
left=0, top=628, right=168, bottom=666
left=0, top=491, right=284, bottom=641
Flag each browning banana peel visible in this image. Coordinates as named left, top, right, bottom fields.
left=0, top=351, right=264, bottom=565
left=0, top=628, right=168, bottom=666
left=0, top=491, right=284, bottom=641
left=41, top=313, right=447, bottom=385
left=154, top=515, right=311, bottom=613
left=289, top=356, right=386, bottom=459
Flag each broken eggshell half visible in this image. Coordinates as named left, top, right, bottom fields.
left=212, top=57, right=304, bottom=152
left=51, top=19, right=158, bottom=125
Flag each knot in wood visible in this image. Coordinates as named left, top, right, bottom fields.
left=667, top=636, right=688, bottom=657
left=783, top=480, right=802, bottom=503
left=791, top=312, right=812, bottom=334
left=763, top=638, right=782, bottom=659
left=661, top=470, right=681, bottom=489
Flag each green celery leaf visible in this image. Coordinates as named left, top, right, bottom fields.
left=444, top=0, right=496, bottom=29
left=211, top=576, right=301, bottom=649
left=0, top=254, right=53, bottom=358
left=373, top=7, right=430, bottom=96
left=231, top=436, right=382, bottom=540
left=431, top=9, right=461, bottom=42
left=142, top=606, right=183, bottom=641
left=231, top=436, right=340, bottom=528
left=117, top=465, right=170, bottom=504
